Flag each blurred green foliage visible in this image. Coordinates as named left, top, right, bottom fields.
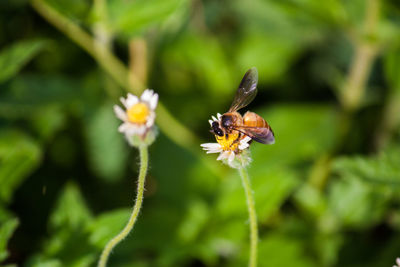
left=1, top=0, right=400, bottom=266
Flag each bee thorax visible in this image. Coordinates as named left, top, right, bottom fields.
left=221, top=115, right=233, bottom=128
left=221, top=112, right=243, bottom=129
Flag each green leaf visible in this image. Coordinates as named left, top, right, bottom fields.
left=85, top=102, right=128, bottom=182
left=255, top=234, right=316, bottom=267
left=0, top=74, right=79, bottom=119
left=236, top=33, right=299, bottom=83
left=328, top=148, right=400, bottom=228
left=161, top=34, right=235, bottom=95
left=252, top=104, right=339, bottom=167
left=88, top=209, right=130, bottom=248
left=109, top=0, right=188, bottom=37
left=30, top=105, right=67, bottom=141
left=0, top=39, right=46, bottom=83
left=328, top=176, right=390, bottom=229
left=176, top=199, right=209, bottom=243
left=333, top=148, right=400, bottom=186
left=26, top=257, right=62, bottom=267
left=34, top=182, right=95, bottom=266
left=0, top=217, right=19, bottom=262
left=49, top=182, right=93, bottom=230
left=294, top=184, right=328, bottom=219
left=0, top=130, right=41, bottom=203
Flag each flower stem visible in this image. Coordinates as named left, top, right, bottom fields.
left=238, top=167, right=258, bottom=267
left=98, top=145, right=148, bottom=267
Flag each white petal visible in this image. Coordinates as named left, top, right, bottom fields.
left=217, top=113, right=222, bottom=119
left=118, top=123, right=129, bottom=132
left=397, top=258, right=400, bottom=266
left=146, top=117, right=154, bottom=128
left=204, top=145, right=223, bottom=153
left=141, top=89, right=153, bottom=102
left=134, top=126, right=146, bottom=135
left=146, top=112, right=156, bottom=127
left=241, top=136, right=252, bottom=143
left=209, top=120, right=213, bottom=126
left=206, top=149, right=222, bottom=154
left=212, top=116, right=217, bottom=121
left=200, top=142, right=220, bottom=148
left=126, top=93, right=139, bottom=107
left=207, top=149, right=222, bottom=154
left=228, top=151, right=235, bottom=163
left=149, top=92, right=158, bottom=110
left=239, top=136, right=251, bottom=150
left=124, top=124, right=145, bottom=136
left=120, top=97, right=128, bottom=108
left=114, top=105, right=128, bottom=121
left=201, top=143, right=222, bottom=150
left=239, top=142, right=249, bottom=150
left=217, top=151, right=229, bottom=161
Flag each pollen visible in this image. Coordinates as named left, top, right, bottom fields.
left=215, top=132, right=240, bottom=151
left=127, top=103, right=150, bottom=124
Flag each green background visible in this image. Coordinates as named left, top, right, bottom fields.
left=1, top=0, right=400, bottom=266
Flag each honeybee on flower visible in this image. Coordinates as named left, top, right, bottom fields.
left=114, top=89, right=158, bottom=146
left=201, top=68, right=274, bottom=168
left=201, top=113, right=253, bottom=168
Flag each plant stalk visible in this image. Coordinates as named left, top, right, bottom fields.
left=98, top=146, right=148, bottom=267
left=238, top=167, right=258, bottom=267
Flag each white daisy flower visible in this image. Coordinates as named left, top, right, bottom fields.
left=393, top=257, right=400, bottom=267
left=201, top=114, right=252, bottom=169
left=114, top=89, right=158, bottom=146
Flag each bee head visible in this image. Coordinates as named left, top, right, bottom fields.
left=211, top=121, right=224, bottom=137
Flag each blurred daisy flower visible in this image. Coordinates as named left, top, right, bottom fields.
left=114, top=89, right=158, bottom=146
left=393, top=258, right=400, bottom=267
left=201, top=114, right=252, bottom=169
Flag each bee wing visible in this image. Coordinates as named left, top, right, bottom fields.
left=228, top=67, right=258, bottom=112
left=233, top=125, right=275, bottom=144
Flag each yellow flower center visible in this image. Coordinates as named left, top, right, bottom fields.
left=127, top=103, right=150, bottom=124
left=215, top=132, right=240, bottom=151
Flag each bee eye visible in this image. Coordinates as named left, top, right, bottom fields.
left=211, top=121, right=224, bottom=136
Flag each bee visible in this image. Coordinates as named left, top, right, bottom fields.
left=211, top=67, right=275, bottom=144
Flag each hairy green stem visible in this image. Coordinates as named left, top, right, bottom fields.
left=238, top=167, right=258, bottom=267
left=98, top=146, right=148, bottom=267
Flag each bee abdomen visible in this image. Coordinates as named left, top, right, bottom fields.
left=243, top=111, right=269, bottom=128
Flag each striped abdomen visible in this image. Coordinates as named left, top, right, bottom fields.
left=243, top=111, right=270, bottom=129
